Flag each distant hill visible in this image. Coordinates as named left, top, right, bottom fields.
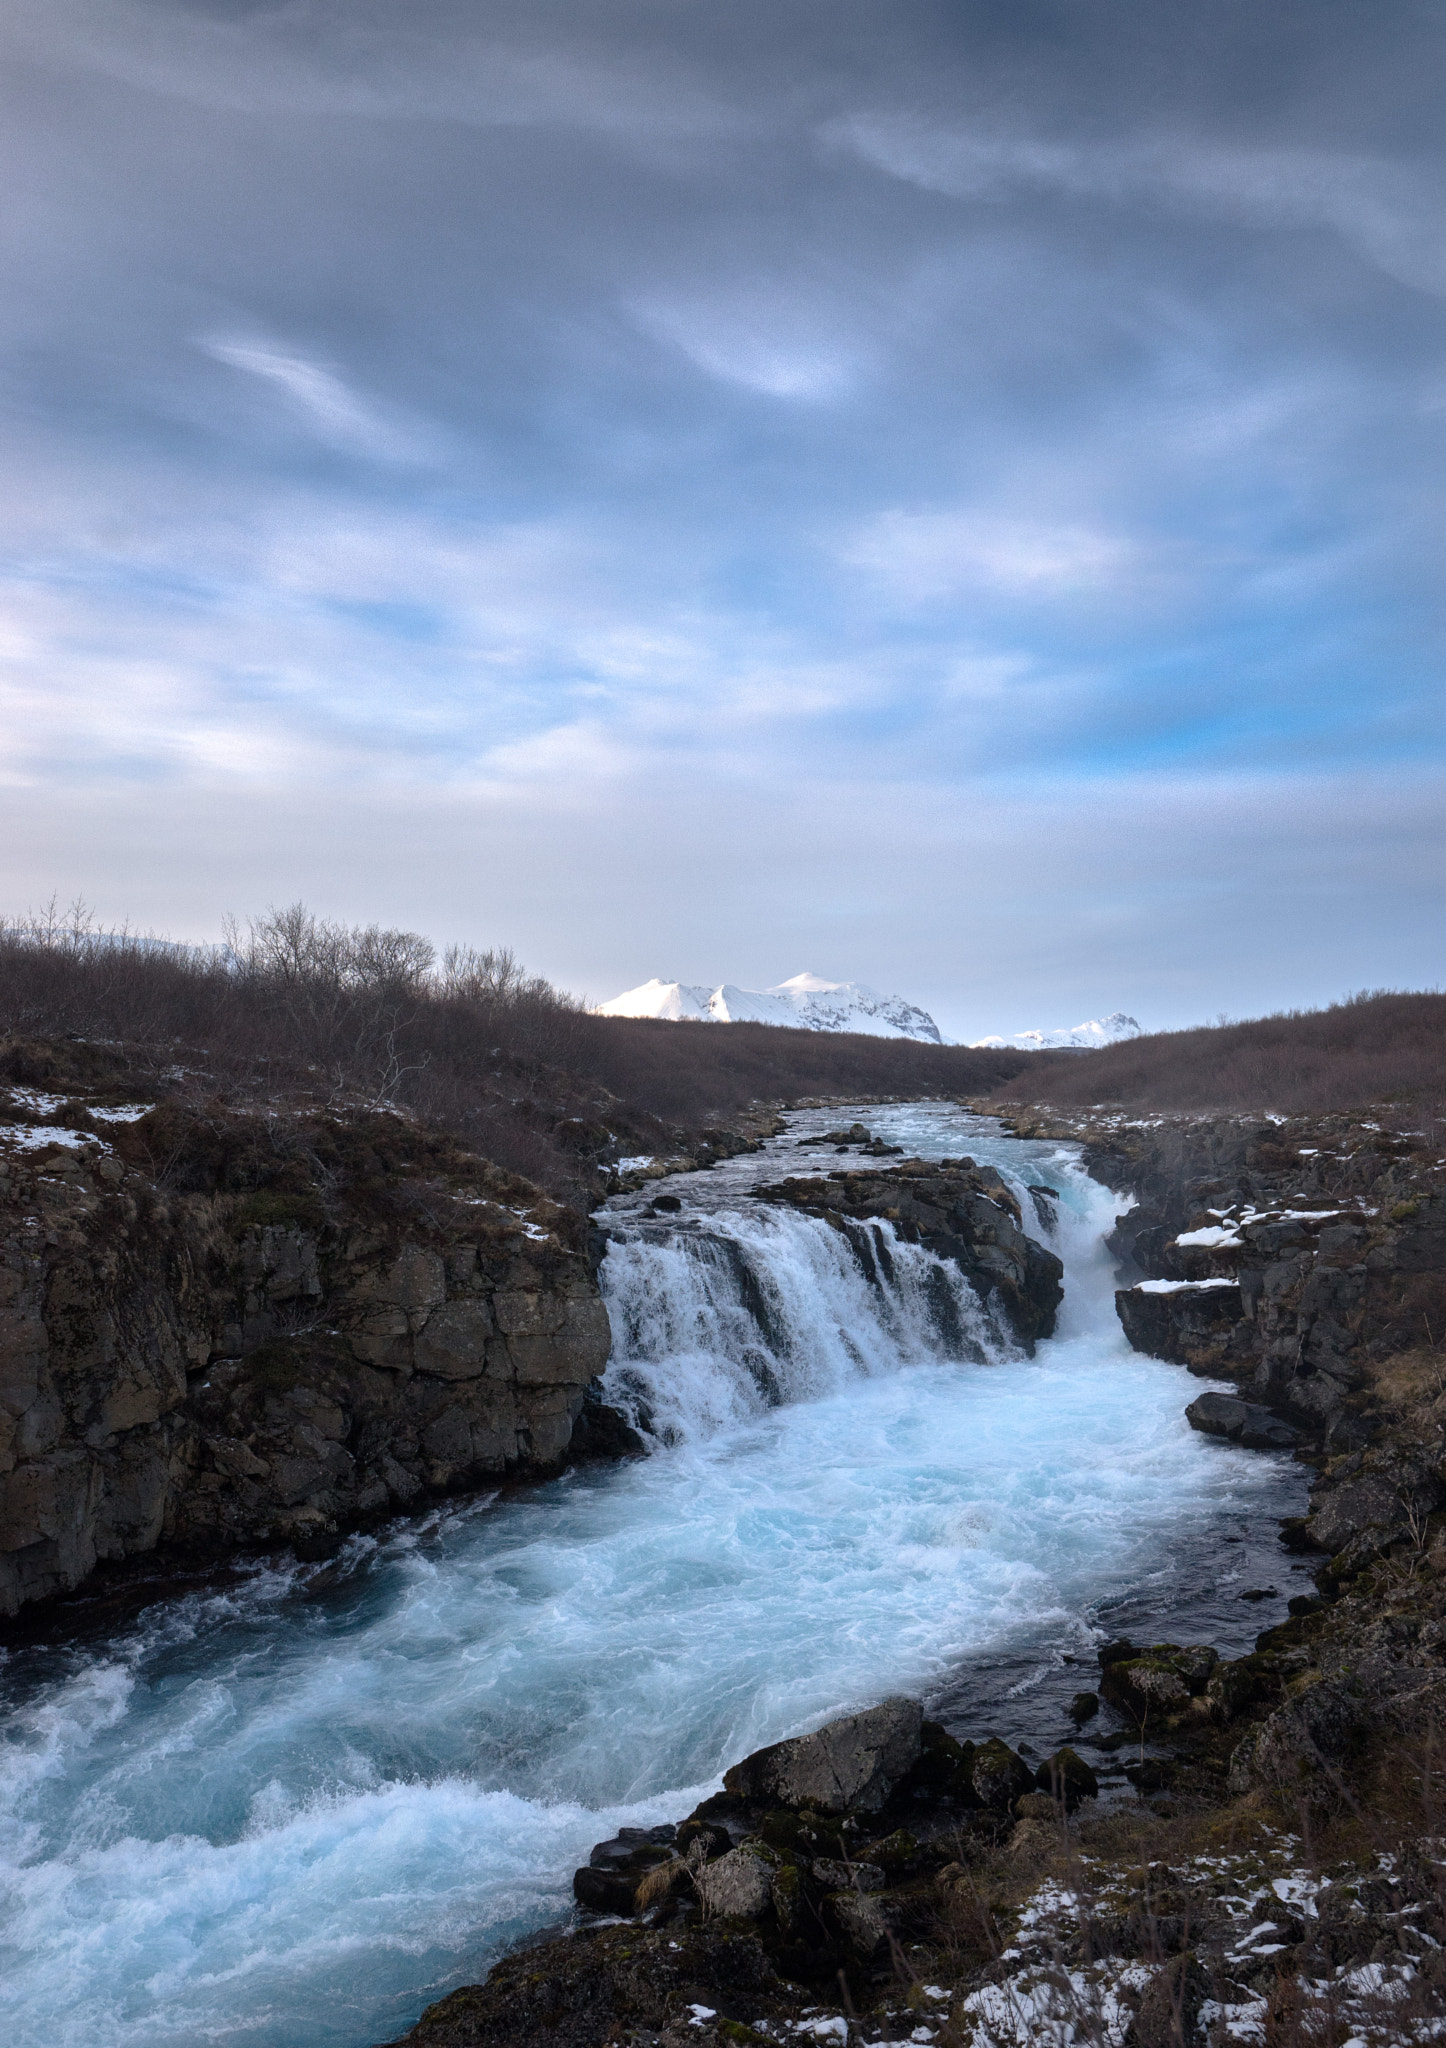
left=989, top=992, right=1446, bottom=1118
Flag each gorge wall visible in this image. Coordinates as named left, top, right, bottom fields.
left=0, top=1098, right=612, bottom=1616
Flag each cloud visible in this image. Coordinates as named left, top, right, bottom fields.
left=201, top=336, right=432, bottom=461
left=845, top=508, right=1144, bottom=604
left=8, top=0, right=742, bottom=151
left=837, top=116, right=1446, bottom=299
left=0, top=1, right=1444, bottom=1030
left=630, top=294, right=862, bottom=400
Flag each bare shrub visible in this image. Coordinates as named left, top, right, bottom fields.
left=992, top=990, right=1446, bottom=1124
left=0, top=901, right=1027, bottom=1201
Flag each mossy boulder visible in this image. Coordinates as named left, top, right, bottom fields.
left=969, top=1737, right=1034, bottom=1812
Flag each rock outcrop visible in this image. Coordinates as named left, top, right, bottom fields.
left=1000, top=1110, right=1446, bottom=1447
left=0, top=1099, right=614, bottom=1615
left=753, top=1157, right=1064, bottom=1350
left=721, top=1697, right=923, bottom=1813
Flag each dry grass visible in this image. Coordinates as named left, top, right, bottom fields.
left=0, top=902, right=1028, bottom=1201
left=991, top=991, right=1446, bottom=1127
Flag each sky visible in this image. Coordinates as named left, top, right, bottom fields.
left=0, top=0, right=1443, bottom=1041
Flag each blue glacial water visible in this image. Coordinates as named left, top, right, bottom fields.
left=0, top=1104, right=1307, bottom=2048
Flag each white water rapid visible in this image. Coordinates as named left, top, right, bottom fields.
left=0, top=1104, right=1306, bottom=2048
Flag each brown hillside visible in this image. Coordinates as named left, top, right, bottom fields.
left=0, top=906, right=1026, bottom=1200
left=990, top=990, right=1446, bottom=1123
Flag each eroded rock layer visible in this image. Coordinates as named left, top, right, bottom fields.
left=0, top=1100, right=613, bottom=1615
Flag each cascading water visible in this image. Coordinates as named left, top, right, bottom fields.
left=0, top=1104, right=1308, bottom=2048
left=599, top=1206, right=1006, bottom=1444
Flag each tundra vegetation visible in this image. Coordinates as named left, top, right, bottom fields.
left=0, top=901, right=1029, bottom=1202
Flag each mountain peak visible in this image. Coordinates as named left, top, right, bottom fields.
left=768, top=971, right=843, bottom=995
left=595, top=974, right=941, bottom=1042
left=968, top=1013, right=1142, bottom=1052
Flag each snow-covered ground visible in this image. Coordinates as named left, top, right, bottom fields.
left=595, top=971, right=944, bottom=1042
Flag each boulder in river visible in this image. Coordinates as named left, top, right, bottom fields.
left=572, top=1825, right=678, bottom=1914
left=722, top=1696, right=923, bottom=1813
left=1186, top=1390, right=1301, bottom=1451
left=1034, top=1745, right=1099, bottom=1807
left=968, top=1735, right=1034, bottom=1812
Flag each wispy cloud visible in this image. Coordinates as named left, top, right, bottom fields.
left=629, top=294, right=862, bottom=400
left=845, top=508, right=1145, bottom=604
left=201, top=337, right=432, bottom=462
left=1, top=0, right=1443, bottom=1025
left=836, top=116, right=1446, bottom=299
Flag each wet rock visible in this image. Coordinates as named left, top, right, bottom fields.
left=753, top=1164, right=1063, bottom=1350
left=1100, top=1643, right=1217, bottom=1717
left=1115, top=1282, right=1243, bottom=1369
left=1185, top=1390, right=1300, bottom=1451
left=722, top=1697, right=923, bottom=1814
left=390, top=1920, right=781, bottom=2048
left=1068, top=1690, right=1100, bottom=1724
left=574, top=1826, right=679, bottom=1915
left=566, top=1383, right=645, bottom=1462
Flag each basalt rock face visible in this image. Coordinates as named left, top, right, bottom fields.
left=1009, top=1111, right=1446, bottom=1447
left=0, top=1102, right=613, bottom=1616
left=754, top=1157, right=1063, bottom=1351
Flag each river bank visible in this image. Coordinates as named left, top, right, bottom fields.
left=385, top=1102, right=1446, bottom=2048
left=0, top=1098, right=1310, bottom=2048
left=2, top=1090, right=1440, bottom=2046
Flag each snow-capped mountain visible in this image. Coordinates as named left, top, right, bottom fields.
left=968, top=1012, right=1143, bottom=1052
left=595, top=971, right=944, bottom=1044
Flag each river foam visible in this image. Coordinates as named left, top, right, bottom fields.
left=0, top=1105, right=1305, bottom=2048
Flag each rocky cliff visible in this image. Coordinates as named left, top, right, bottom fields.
left=1002, top=1108, right=1446, bottom=1447
left=384, top=1107, right=1446, bottom=2048
left=0, top=1092, right=614, bottom=1616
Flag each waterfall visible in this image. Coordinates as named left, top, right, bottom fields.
left=599, top=1206, right=1012, bottom=1445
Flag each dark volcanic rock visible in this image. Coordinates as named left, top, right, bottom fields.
left=969, top=1735, right=1034, bottom=1811
left=1035, top=1745, right=1099, bottom=1807
left=1077, top=1114, right=1446, bottom=1446
left=390, top=1921, right=783, bottom=2048
left=722, top=1696, right=922, bottom=1813
left=0, top=1105, right=614, bottom=1615
left=1186, top=1390, right=1301, bottom=1451
left=1115, top=1281, right=1244, bottom=1368
left=755, top=1159, right=1063, bottom=1351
